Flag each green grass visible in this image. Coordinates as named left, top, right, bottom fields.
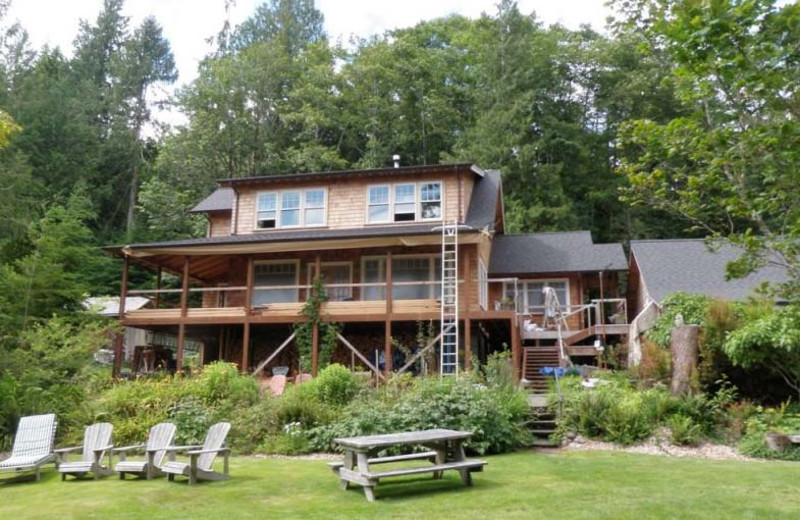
left=2, top=451, right=799, bottom=519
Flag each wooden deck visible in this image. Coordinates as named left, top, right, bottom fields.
left=124, top=299, right=456, bottom=325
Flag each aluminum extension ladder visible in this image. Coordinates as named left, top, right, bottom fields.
left=440, top=221, right=459, bottom=377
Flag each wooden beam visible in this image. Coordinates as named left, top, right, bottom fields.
left=311, top=324, right=319, bottom=376
left=113, top=255, right=130, bottom=378
left=464, top=319, right=471, bottom=371
left=154, top=267, right=162, bottom=309
left=384, top=252, right=393, bottom=374
left=510, top=317, right=521, bottom=381
left=253, top=332, right=296, bottom=376
left=180, top=256, right=190, bottom=318
left=462, top=247, right=472, bottom=371
left=336, top=332, right=385, bottom=381
left=396, top=329, right=446, bottom=375
left=176, top=256, right=190, bottom=371
left=384, top=321, right=392, bottom=375
left=241, top=322, right=251, bottom=374
left=176, top=323, right=186, bottom=371
left=312, top=255, right=321, bottom=376
left=244, top=257, right=254, bottom=314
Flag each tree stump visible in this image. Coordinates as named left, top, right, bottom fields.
left=670, top=324, right=700, bottom=396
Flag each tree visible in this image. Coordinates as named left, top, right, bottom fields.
left=232, top=0, right=326, bottom=57
left=615, top=0, right=800, bottom=299
left=725, top=305, right=800, bottom=401
left=116, top=16, right=177, bottom=233
left=0, top=187, right=108, bottom=338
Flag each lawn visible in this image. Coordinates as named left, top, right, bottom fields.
left=1, top=450, right=799, bottom=520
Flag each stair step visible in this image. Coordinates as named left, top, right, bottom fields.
left=531, top=439, right=560, bottom=448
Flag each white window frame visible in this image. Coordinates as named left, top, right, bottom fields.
left=478, top=259, right=488, bottom=311
left=366, top=185, right=391, bottom=224
left=254, top=188, right=327, bottom=230
left=303, top=188, right=327, bottom=228
left=365, top=180, right=444, bottom=224
left=251, top=259, right=301, bottom=305
left=393, top=183, right=417, bottom=222
left=306, top=261, right=353, bottom=301
left=360, top=254, right=441, bottom=300
left=505, top=278, right=570, bottom=313
left=255, top=191, right=278, bottom=230
left=419, top=181, right=443, bottom=221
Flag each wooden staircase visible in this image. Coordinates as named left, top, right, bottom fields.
left=521, top=347, right=561, bottom=392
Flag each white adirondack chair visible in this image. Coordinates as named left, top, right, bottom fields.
left=113, top=422, right=177, bottom=480
left=162, top=422, right=231, bottom=485
left=0, top=413, right=57, bottom=482
left=56, top=422, right=114, bottom=480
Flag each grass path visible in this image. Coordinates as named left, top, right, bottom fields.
left=1, top=450, right=799, bottom=519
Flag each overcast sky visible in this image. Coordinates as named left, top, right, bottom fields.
left=7, top=0, right=612, bottom=84
left=5, top=0, right=612, bottom=129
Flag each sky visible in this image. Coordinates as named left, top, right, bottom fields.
left=5, top=0, right=613, bottom=128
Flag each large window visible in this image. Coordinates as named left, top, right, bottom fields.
left=307, top=262, right=352, bottom=302
left=504, top=279, right=570, bottom=313
left=304, top=189, right=326, bottom=226
left=366, top=181, right=443, bottom=223
left=255, top=189, right=327, bottom=229
left=252, top=262, right=299, bottom=305
left=367, top=186, right=390, bottom=223
left=256, top=192, right=278, bottom=229
left=394, top=184, right=416, bottom=222
left=420, top=182, right=442, bottom=220
left=362, top=256, right=441, bottom=300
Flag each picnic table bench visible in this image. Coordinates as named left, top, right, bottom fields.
left=329, top=429, right=487, bottom=502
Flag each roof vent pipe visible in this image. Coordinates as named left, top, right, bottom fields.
left=392, top=154, right=400, bottom=168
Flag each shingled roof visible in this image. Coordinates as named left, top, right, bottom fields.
left=464, top=169, right=502, bottom=231
left=190, top=187, right=234, bottom=213
left=111, top=222, right=465, bottom=253
left=489, top=231, right=627, bottom=275
left=630, top=239, right=788, bottom=302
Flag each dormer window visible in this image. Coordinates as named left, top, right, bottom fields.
left=256, top=192, right=277, bottom=229
left=367, top=186, right=390, bottom=223
left=280, top=191, right=301, bottom=227
left=394, top=184, right=416, bottom=222
left=367, top=181, right=443, bottom=224
left=420, top=182, right=442, bottom=220
left=255, top=188, right=327, bottom=230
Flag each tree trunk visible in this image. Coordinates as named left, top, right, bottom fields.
left=670, top=324, right=700, bottom=396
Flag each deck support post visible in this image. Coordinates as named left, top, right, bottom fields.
left=113, top=255, right=130, bottom=378
left=462, top=247, right=471, bottom=371
left=242, top=322, right=251, bottom=374
left=177, top=256, right=190, bottom=372
left=511, top=317, right=521, bottom=381
left=312, top=255, right=321, bottom=376
left=384, top=252, right=393, bottom=375
left=242, top=257, right=254, bottom=374
left=154, top=267, right=162, bottom=309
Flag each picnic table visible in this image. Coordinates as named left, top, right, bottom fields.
left=329, top=429, right=487, bottom=502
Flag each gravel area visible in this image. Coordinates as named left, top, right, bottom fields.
left=565, top=429, right=756, bottom=462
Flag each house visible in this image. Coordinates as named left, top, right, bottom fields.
left=626, top=239, right=788, bottom=364
left=106, top=163, right=627, bottom=382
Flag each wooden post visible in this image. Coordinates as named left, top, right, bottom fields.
left=670, top=324, right=700, bottom=396
left=510, top=317, right=521, bottom=381
left=311, top=255, right=321, bottom=376
left=154, top=267, right=162, bottom=309
left=113, top=255, right=130, bottom=378
left=244, top=257, right=254, bottom=313
left=176, top=256, right=190, bottom=371
left=242, top=256, right=254, bottom=374
left=462, top=247, right=472, bottom=370
left=242, top=322, right=251, bottom=374
left=384, top=252, right=393, bottom=375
